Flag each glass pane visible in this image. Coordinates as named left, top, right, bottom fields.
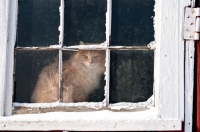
left=62, top=50, right=106, bottom=102
left=17, top=0, right=60, bottom=47
left=110, top=50, right=154, bottom=103
left=111, top=0, right=155, bottom=46
left=64, top=0, right=106, bottom=46
left=15, top=50, right=59, bottom=103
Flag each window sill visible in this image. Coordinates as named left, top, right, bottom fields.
left=0, top=108, right=181, bottom=131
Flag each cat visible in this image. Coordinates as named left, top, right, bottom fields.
left=31, top=42, right=106, bottom=103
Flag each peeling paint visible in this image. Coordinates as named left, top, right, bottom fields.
left=147, top=41, right=156, bottom=49
left=63, top=41, right=107, bottom=49
left=13, top=95, right=153, bottom=111
left=49, top=45, right=61, bottom=48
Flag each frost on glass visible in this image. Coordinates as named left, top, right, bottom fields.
left=64, top=0, right=106, bottom=46
left=109, top=50, right=154, bottom=103
left=111, top=0, right=155, bottom=46
left=17, top=0, right=60, bottom=47
left=15, top=50, right=59, bottom=103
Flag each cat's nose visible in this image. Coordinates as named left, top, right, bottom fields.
left=89, top=61, right=93, bottom=65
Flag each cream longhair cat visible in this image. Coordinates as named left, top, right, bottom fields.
left=31, top=42, right=105, bottom=103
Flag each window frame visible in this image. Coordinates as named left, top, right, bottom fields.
left=0, top=0, right=190, bottom=131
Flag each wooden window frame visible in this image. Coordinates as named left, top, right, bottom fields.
left=0, top=0, right=193, bottom=131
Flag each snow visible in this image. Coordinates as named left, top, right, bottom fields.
left=1, top=108, right=159, bottom=122
left=49, top=45, right=61, bottom=48
left=13, top=102, right=104, bottom=109
left=63, top=42, right=107, bottom=49
left=109, top=95, right=154, bottom=110
left=58, top=0, right=64, bottom=46
left=147, top=41, right=156, bottom=49
left=13, top=95, right=154, bottom=110
left=9, top=96, right=156, bottom=122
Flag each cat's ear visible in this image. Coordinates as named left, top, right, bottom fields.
left=79, top=41, right=85, bottom=45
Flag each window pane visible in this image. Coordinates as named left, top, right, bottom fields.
left=110, top=50, right=154, bottom=103
left=15, top=50, right=59, bottom=103
left=111, top=0, right=155, bottom=46
left=62, top=50, right=106, bottom=102
left=17, top=0, right=60, bottom=47
left=64, top=0, right=106, bottom=46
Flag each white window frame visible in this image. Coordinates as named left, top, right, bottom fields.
left=0, top=0, right=194, bottom=131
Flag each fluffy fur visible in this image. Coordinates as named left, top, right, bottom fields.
left=31, top=44, right=105, bottom=103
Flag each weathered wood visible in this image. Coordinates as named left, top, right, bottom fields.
left=106, top=0, right=111, bottom=45
left=185, top=41, right=195, bottom=132
left=0, top=0, right=10, bottom=116
left=4, top=0, right=18, bottom=116
left=12, top=106, right=149, bottom=115
left=0, top=120, right=181, bottom=131
left=197, top=42, right=200, bottom=132
left=154, top=0, right=186, bottom=119
left=184, top=1, right=196, bottom=132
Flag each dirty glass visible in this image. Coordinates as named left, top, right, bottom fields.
left=15, top=0, right=155, bottom=105
left=62, top=50, right=105, bottom=102
left=111, top=0, right=155, bottom=46
left=64, top=0, right=106, bottom=46
left=17, top=0, right=60, bottom=47
left=15, top=50, right=59, bottom=103
left=110, top=50, right=154, bottom=103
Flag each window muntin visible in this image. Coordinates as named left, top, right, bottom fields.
left=14, top=0, right=155, bottom=113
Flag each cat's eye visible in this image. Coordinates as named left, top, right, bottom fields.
left=83, top=55, right=88, bottom=58
left=94, top=55, right=99, bottom=59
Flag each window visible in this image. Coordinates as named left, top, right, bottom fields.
left=0, top=0, right=187, bottom=131
left=14, top=0, right=154, bottom=105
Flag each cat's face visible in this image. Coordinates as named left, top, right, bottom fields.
left=75, top=50, right=105, bottom=68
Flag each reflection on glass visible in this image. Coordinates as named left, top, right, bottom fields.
left=15, top=50, right=59, bottom=103
left=110, top=50, right=154, bottom=103
left=17, top=0, right=60, bottom=47
left=111, top=0, right=155, bottom=46
left=62, top=50, right=105, bottom=102
left=64, top=0, right=106, bottom=46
